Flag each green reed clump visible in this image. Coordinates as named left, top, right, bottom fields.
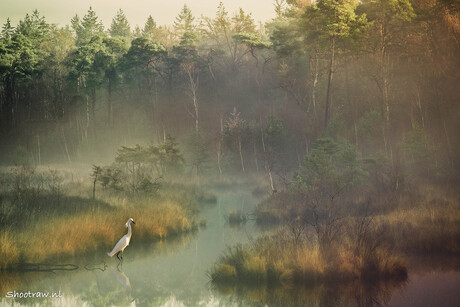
left=226, top=210, right=247, bottom=225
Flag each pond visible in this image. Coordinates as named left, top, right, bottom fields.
left=1, top=187, right=459, bottom=306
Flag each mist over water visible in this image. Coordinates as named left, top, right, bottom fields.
left=0, top=1, right=459, bottom=306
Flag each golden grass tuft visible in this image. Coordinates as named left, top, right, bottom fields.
left=0, top=232, right=19, bottom=270
left=211, top=231, right=407, bottom=286
left=243, top=256, right=267, bottom=282
left=17, top=199, right=195, bottom=262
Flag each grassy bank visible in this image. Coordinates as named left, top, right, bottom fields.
left=0, top=166, right=216, bottom=269
left=0, top=198, right=199, bottom=267
left=212, top=183, right=459, bottom=286
left=255, top=185, right=460, bottom=254
left=210, top=228, right=407, bottom=286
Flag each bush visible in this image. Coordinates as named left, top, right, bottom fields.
left=226, top=210, right=247, bottom=225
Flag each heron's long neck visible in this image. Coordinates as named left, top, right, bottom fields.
left=127, top=223, right=132, bottom=238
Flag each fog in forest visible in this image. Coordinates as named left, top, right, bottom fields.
left=0, top=1, right=459, bottom=306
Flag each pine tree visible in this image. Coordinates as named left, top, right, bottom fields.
left=109, top=9, right=131, bottom=38
left=73, top=7, right=104, bottom=45
left=1, top=19, right=15, bottom=43
left=174, top=5, right=195, bottom=39
left=142, top=15, right=158, bottom=39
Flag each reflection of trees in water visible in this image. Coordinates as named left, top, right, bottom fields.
left=213, top=279, right=407, bottom=307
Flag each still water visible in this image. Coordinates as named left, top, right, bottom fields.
left=1, top=187, right=459, bottom=306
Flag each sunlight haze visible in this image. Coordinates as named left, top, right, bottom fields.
left=0, top=0, right=276, bottom=27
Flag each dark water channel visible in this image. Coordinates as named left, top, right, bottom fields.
left=1, top=187, right=459, bottom=306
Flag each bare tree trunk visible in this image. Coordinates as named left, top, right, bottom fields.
left=85, top=94, right=89, bottom=140
left=261, top=127, right=276, bottom=193
left=268, top=170, right=275, bottom=194
left=324, top=37, right=335, bottom=129
left=312, top=48, right=319, bottom=117
left=217, top=116, right=224, bottom=175
left=254, top=142, right=259, bottom=172
left=107, top=78, right=113, bottom=127
left=37, top=134, right=41, bottom=165
left=91, top=89, right=96, bottom=141
left=217, top=148, right=223, bottom=175
left=62, top=128, right=72, bottom=164
left=182, top=62, right=200, bottom=134
left=238, top=136, right=245, bottom=173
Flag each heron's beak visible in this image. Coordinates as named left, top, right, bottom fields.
left=132, top=221, right=136, bottom=225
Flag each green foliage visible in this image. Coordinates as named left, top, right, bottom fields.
left=293, top=138, right=366, bottom=197
left=232, top=8, right=256, bottom=33
left=401, top=125, right=435, bottom=177
left=223, top=108, right=249, bottom=145
left=115, top=136, right=184, bottom=177
left=109, top=9, right=131, bottom=38
left=173, top=31, right=199, bottom=61
left=115, top=144, right=145, bottom=164
left=264, top=116, right=285, bottom=153
left=305, top=0, right=369, bottom=45
left=158, top=135, right=186, bottom=174
left=138, top=176, right=162, bottom=194
left=223, top=108, right=251, bottom=171
left=358, top=110, right=383, bottom=151
left=174, top=5, right=196, bottom=38
left=121, top=37, right=166, bottom=85
left=186, top=131, right=210, bottom=174
left=232, top=32, right=272, bottom=49
left=68, top=33, right=108, bottom=92
left=142, top=15, right=159, bottom=39
left=359, top=0, right=415, bottom=23
left=72, top=7, right=104, bottom=46
left=1, top=19, right=14, bottom=43
left=97, top=166, right=122, bottom=190
left=0, top=33, right=38, bottom=78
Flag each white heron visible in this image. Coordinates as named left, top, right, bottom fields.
left=108, top=218, right=136, bottom=261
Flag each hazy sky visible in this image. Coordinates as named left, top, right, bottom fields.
left=0, top=0, right=276, bottom=28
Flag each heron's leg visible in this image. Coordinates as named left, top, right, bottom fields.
left=116, top=251, right=121, bottom=261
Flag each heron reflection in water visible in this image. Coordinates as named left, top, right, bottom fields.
left=108, top=265, right=135, bottom=305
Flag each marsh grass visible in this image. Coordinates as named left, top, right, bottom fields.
left=0, top=167, right=215, bottom=269
left=383, top=206, right=460, bottom=254
left=255, top=184, right=460, bottom=255
left=216, top=183, right=459, bottom=287
left=211, top=228, right=407, bottom=287
left=226, top=210, right=247, bottom=225
left=0, top=232, right=19, bottom=270
left=16, top=199, right=196, bottom=262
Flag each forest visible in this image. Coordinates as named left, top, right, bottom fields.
left=0, top=0, right=459, bottom=305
